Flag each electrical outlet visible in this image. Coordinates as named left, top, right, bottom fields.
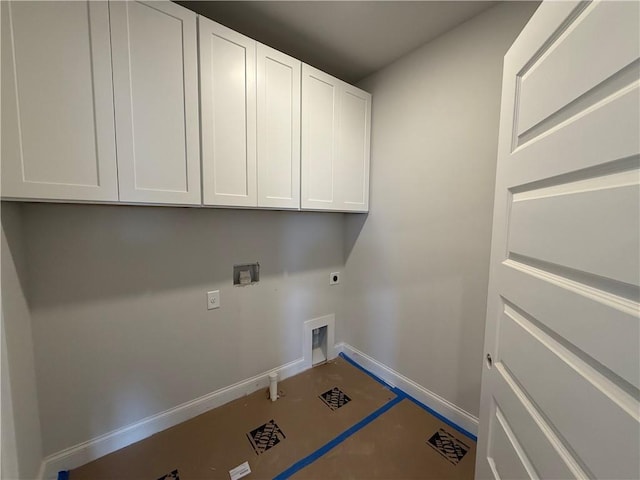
left=207, top=290, right=220, bottom=310
left=329, top=272, right=340, bottom=285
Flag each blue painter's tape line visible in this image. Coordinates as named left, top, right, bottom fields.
left=273, top=395, right=403, bottom=480
left=272, top=352, right=475, bottom=479
left=338, top=352, right=395, bottom=391
left=57, top=471, right=70, bottom=480
left=339, top=351, right=477, bottom=442
left=404, top=395, right=477, bottom=442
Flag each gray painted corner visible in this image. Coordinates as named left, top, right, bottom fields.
left=177, top=0, right=500, bottom=83
left=345, top=1, right=540, bottom=417
left=1, top=202, right=43, bottom=479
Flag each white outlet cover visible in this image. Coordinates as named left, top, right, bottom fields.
left=207, top=290, right=220, bottom=310
left=330, top=272, right=340, bottom=285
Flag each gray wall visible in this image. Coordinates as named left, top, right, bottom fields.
left=1, top=202, right=43, bottom=479
left=22, top=203, right=345, bottom=455
left=344, top=2, right=539, bottom=418
left=1, top=0, right=539, bottom=462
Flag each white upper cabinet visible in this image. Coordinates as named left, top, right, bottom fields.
left=301, top=66, right=340, bottom=210
left=199, top=17, right=257, bottom=207
left=337, top=84, right=371, bottom=212
left=1, top=1, right=118, bottom=202
left=301, top=64, right=371, bottom=212
left=257, top=44, right=301, bottom=210
left=1, top=3, right=370, bottom=212
left=110, top=1, right=201, bottom=205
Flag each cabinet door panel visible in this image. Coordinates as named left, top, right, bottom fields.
left=111, top=1, right=200, bottom=205
left=200, top=17, right=257, bottom=207
left=257, top=44, right=301, bottom=209
left=338, top=85, right=370, bottom=212
left=1, top=1, right=118, bottom=201
left=301, top=65, right=339, bottom=210
left=301, top=64, right=371, bottom=212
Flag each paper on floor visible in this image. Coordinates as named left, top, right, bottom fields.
left=229, top=461, right=251, bottom=480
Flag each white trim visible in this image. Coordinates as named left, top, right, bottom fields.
left=303, top=314, right=336, bottom=369
left=38, top=357, right=307, bottom=479
left=38, top=340, right=478, bottom=479
left=335, top=343, right=479, bottom=436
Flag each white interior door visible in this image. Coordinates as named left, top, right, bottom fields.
left=477, top=1, right=640, bottom=479
left=111, top=1, right=200, bottom=205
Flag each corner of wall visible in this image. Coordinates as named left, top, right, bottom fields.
left=1, top=201, right=44, bottom=479
left=1, top=313, right=20, bottom=479
left=341, top=0, right=540, bottom=419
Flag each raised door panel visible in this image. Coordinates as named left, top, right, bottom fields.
left=200, top=17, right=257, bottom=207
left=486, top=406, right=533, bottom=480
left=337, top=85, right=370, bottom=212
left=516, top=1, right=639, bottom=140
left=110, top=1, right=200, bottom=205
left=508, top=171, right=639, bottom=286
left=256, top=44, right=301, bottom=210
left=301, top=64, right=339, bottom=211
left=1, top=1, right=118, bottom=201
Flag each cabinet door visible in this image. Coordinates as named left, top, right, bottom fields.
left=257, top=44, right=301, bottom=210
left=1, top=1, right=118, bottom=202
left=200, top=17, right=257, bottom=207
left=110, top=1, right=200, bottom=205
left=301, top=64, right=340, bottom=211
left=336, top=85, right=371, bottom=212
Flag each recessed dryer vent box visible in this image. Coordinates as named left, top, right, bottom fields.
left=312, top=326, right=328, bottom=365
left=233, top=263, right=260, bottom=286
left=303, top=314, right=335, bottom=368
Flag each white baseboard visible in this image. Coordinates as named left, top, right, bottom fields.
left=40, top=343, right=478, bottom=479
left=38, top=357, right=307, bottom=480
left=335, top=343, right=479, bottom=437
